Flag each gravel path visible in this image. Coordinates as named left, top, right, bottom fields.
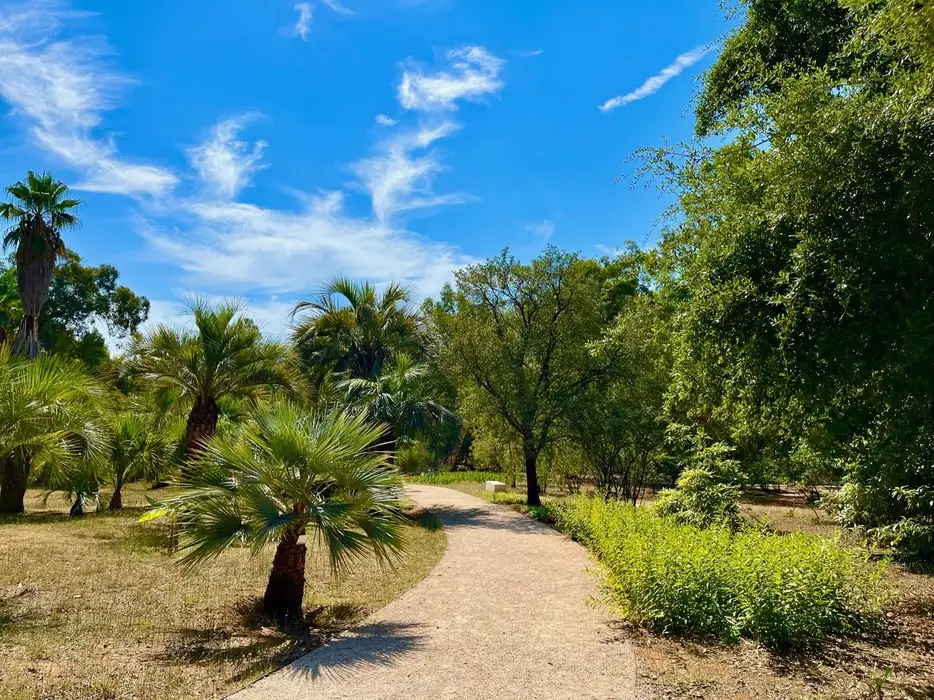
left=229, top=484, right=636, bottom=700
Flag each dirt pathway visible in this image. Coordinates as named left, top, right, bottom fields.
left=229, top=484, right=636, bottom=700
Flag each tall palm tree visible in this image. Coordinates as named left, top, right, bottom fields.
left=291, top=278, right=422, bottom=387
left=144, top=403, right=406, bottom=619
left=0, top=346, right=106, bottom=513
left=0, top=172, right=80, bottom=358
left=337, top=352, right=457, bottom=463
left=131, top=299, right=306, bottom=459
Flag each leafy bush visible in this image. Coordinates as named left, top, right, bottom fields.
left=408, top=470, right=507, bottom=485
left=558, top=496, right=890, bottom=648
left=396, top=440, right=442, bottom=475
left=654, top=468, right=741, bottom=528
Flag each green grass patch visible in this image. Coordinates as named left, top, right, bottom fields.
left=407, top=470, right=507, bottom=485
left=558, top=496, right=891, bottom=649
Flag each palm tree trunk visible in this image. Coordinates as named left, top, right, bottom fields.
left=13, top=234, right=56, bottom=359
left=108, top=482, right=123, bottom=510
left=185, top=397, right=219, bottom=458
left=0, top=456, right=27, bottom=514
left=263, top=528, right=307, bottom=619
left=69, top=495, right=85, bottom=518
left=11, top=314, right=40, bottom=359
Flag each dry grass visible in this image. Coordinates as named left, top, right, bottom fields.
left=0, top=484, right=447, bottom=700
left=440, top=478, right=934, bottom=699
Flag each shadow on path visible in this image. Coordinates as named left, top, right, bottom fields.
left=427, top=504, right=551, bottom=536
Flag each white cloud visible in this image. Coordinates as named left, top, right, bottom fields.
left=0, top=3, right=178, bottom=196
left=187, top=115, right=268, bottom=200
left=398, top=46, right=504, bottom=112
left=141, top=191, right=475, bottom=301
left=294, top=2, right=313, bottom=40
left=512, top=49, right=543, bottom=58
left=321, top=0, right=353, bottom=15
left=525, top=218, right=554, bottom=241
left=375, top=113, right=398, bottom=127
left=599, top=44, right=711, bottom=112
left=351, top=121, right=469, bottom=224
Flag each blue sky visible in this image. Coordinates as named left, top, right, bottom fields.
left=0, top=0, right=730, bottom=336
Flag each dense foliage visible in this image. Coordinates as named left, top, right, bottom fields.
left=647, top=0, right=934, bottom=558
left=559, top=496, right=889, bottom=648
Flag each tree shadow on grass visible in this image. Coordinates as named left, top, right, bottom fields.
left=0, top=585, right=48, bottom=634
left=155, top=597, right=424, bottom=686
left=405, top=509, right=443, bottom=532
left=0, top=505, right=150, bottom=527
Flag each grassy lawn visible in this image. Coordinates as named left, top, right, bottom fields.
left=0, top=484, right=446, bottom=700
left=436, top=478, right=934, bottom=700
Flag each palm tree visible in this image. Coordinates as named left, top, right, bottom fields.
left=144, top=403, right=406, bottom=619
left=0, top=172, right=80, bottom=358
left=337, top=352, right=457, bottom=463
left=105, top=411, right=172, bottom=510
left=131, top=299, right=306, bottom=458
left=291, top=278, right=422, bottom=387
left=0, top=346, right=106, bottom=513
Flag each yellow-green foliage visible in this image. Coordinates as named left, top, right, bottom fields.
left=559, top=496, right=890, bottom=648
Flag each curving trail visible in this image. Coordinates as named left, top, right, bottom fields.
left=229, top=484, right=636, bottom=700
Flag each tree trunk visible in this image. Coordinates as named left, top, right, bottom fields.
left=69, top=495, right=85, bottom=518
left=0, top=457, right=27, bottom=514
left=263, top=529, right=307, bottom=620
left=108, top=483, right=123, bottom=510
left=524, top=444, right=541, bottom=507
left=11, top=314, right=40, bottom=359
left=12, top=232, right=56, bottom=359
left=185, top=397, right=219, bottom=459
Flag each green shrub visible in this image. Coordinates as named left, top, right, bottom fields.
left=557, top=496, right=890, bottom=648
left=654, top=468, right=741, bottom=528
left=408, top=470, right=507, bottom=485
left=396, top=440, right=442, bottom=475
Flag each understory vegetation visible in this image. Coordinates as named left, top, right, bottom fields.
left=559, top=496, right=889, bottom=649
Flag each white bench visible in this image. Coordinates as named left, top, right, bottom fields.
left=485, top=480, right=507, bottom=494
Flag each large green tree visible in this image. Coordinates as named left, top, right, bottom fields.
left=0, top=251, right=150, bottom=367
left=429, top=247, right=613, bottom=506
left=41, top=252, right=150, bottom=365
left=654, top=0, right=934, bottom=557
left=131, top=299, right=305, bottom=459
left=0, top=172, right=80, bottom=358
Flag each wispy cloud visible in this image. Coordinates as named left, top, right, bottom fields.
left=525, top=218, right=554, bottom=241
left=141, top=191, right=476, bottom=300
left=512, top=49, right=543, bottom=58
left=398, top=46, right=504, bottom=112
left=351, top=121, right=467, bottom=225
left=321, top=0, right=353, bottom=15
left=294, top=2, right=313, bottom=40
left=187, top=115, right=268, bottom=200
left=599, top=44, right=711, bottom=112
left=375, top=114, right=398, bottom=127
left=0, top=2, right=177, bottom=196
